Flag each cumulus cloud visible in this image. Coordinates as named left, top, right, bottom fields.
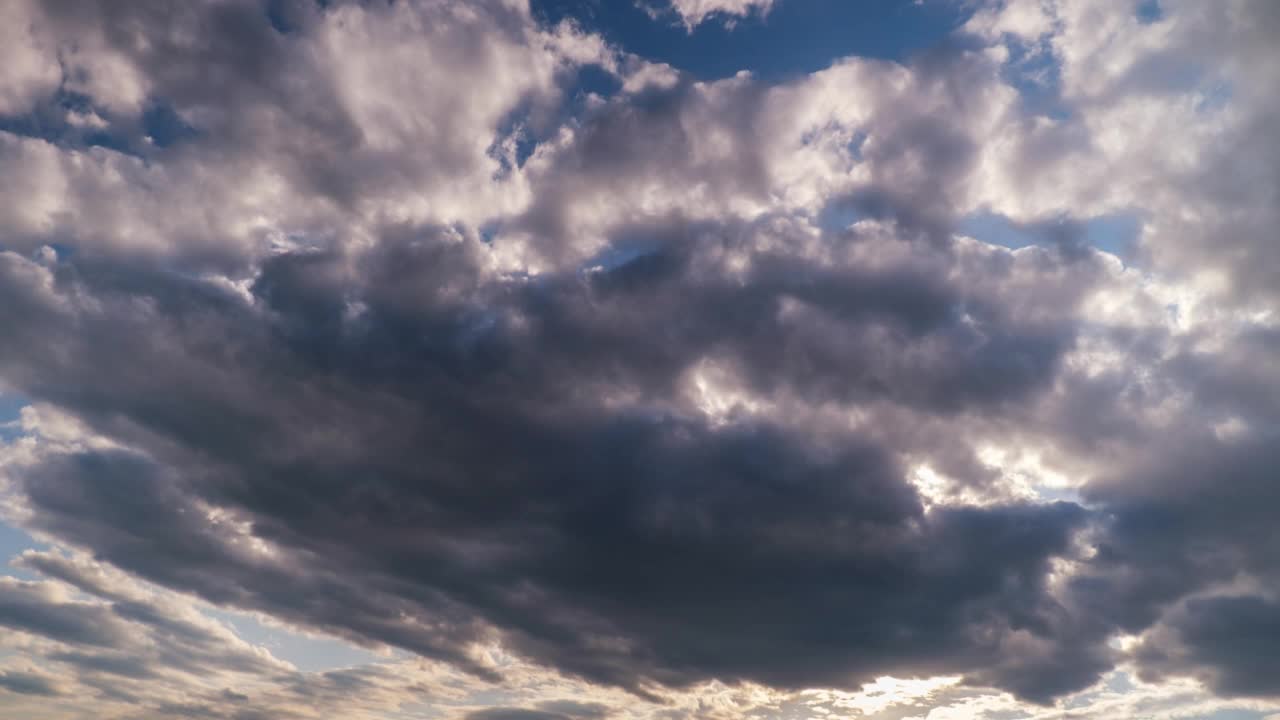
left=966, top=0, right=1280, bottom=306
left=0, top=0, right=1278, bottom=718
left=641, top=0, right=776, bottom=31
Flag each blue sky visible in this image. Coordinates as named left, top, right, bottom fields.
left=0, top=396, right=36, bottom=581
left=533, top=0, right=970, bottom=80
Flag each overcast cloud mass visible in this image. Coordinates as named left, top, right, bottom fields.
left=0, top=1, right=1278, bottom=718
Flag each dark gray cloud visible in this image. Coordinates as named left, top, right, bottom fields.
left=0, top=670, right=61, bottom=697
left=1068, top=431, right=1280, bottom=645
left=0, top=0, right=1278, bottom=716
left=1136, top=594, right=1280, bottom=697
left=47, top=651, right=160, bottom=680
left=0, top=209, right=1102, bottom=703
left=0, top=579, right=134, bottom=648
left=0, top=552, right=294, bottom=715
left=0, top=552, right=444, bottom=718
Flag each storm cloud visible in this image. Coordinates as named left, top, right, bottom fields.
left=0, top=1, right=1278, bottom=718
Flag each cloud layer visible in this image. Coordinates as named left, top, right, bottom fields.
left=1, top=1, right=1278, bottom=718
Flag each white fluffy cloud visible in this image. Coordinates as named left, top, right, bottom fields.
left=0, top=1, right=61, bottom=116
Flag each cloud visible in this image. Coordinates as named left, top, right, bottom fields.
left=0, top=577, right=136, bottom=649
left=967, top=0, right=1280, bottom=307
left=465, top=704, right=611, bottom=720
left=0, top=192, right=1106, bottom=700
left=1136, top=594, right=1280, bottom=698
left=0, top=668, right=64, bottom=697
left=641, top=0, right=776, bottom=31
left=0, top=0, right=613, bottom=267
left=0, top=0, right=1278, bottom=717
left=0, top=548, right=486, bottom=718
left=0, top=2, right=61, bottom=116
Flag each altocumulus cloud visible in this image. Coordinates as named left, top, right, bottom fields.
left=0, top=1, right=1278, bottom=719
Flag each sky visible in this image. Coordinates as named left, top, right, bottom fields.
left=0, top=0, right=1278, bottom=718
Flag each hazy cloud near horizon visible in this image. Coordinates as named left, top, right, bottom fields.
left=0, top=1, right=1278, bottom=718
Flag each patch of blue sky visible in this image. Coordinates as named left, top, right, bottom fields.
left=1061, top=672, right=1131, bottom=711
left=140, top=101, right=199, bottom=148
left=0, top=393, right=40, bottom=579
left=1195, top=81, right=1233, bottom=114
left=1136, top=0, right=1164, bottom=24
left=0, top=389, right=40, bottom=580
left=583, top=240, right=662, bottom=273
left=0, top=244, right=75, bottom=264
left=844, top=129, right=868, bottom=161
left=531, top=0, right=971, bottom=82
left=203, top=607, right=391, bottom=673
left=0, top=90, right=197, bottom=156
left=998, top=35, right=1071, bottom=120
left=1106, top=671, right=1135, bottom=693
left=959, top=212, right=1030, bottom=249
left=959, top=210, right=1143, bottom=259
left=0, top=523, right=45, bottom=582
left=1031, top=484, right=1082, bottom=506
left=265, top=0, right=306, bottom=34
left=577, top=216, right=714, bottom=275
left=0, top=91, right=123, bottom=153
left=0, top=391, right=26, bottom=441
left=490, top=64, right=621, bottom=178
left=816, top=201, right=862, bottom=233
